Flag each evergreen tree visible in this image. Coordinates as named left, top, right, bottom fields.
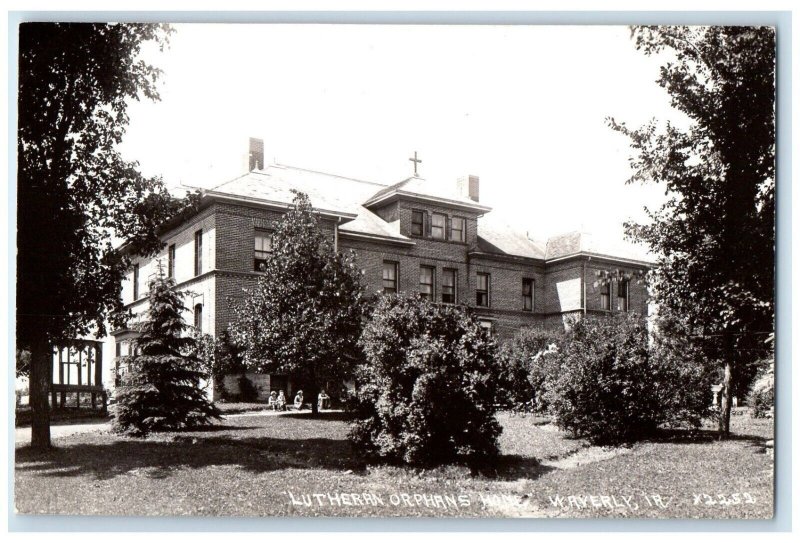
left=231, top=191, right=365, bottom=414
left=114, top=272, right=221, bottom=436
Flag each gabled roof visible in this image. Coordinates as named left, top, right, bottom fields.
left=338, top=207, right=412, bottom=244
left=545, top=231, right=654, bottom=265
left=201, top=164, right=413, bottom=243
left=182, top=162, right=651, bottom=266
left=473, top=219, right=653, bottom=266
left=476, top=215, right=546, bottom=260
left=364, top=175, right=492, bottom=214
left=206, top=165, right=381, bottom=219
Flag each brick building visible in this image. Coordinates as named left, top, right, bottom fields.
left=107, top=139, right=650, bottom=398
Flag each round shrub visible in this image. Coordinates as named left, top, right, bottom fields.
left=543, top=313, right=710, bottom=445
left=349, top=294, right=501, bottom=467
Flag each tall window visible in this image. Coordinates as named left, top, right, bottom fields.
left=133, top=263, right=140, bottom=300
left=411, top=210, right=425, bottom=236
left=431, top=213, right=446, bottom=239
left=617, top=280, right=629, bottom=312
left=522, top=278, right=534, bottom=311
left=254, top=230, right=272, bottom=271
left=442, top=268, right=457, bottom=304
left=450, top=217, right=466, bottom=242
left=194, top=303, right=203, bottom=331
left=476, top=272, right=490, bottom=307
left=194, top=229, right=203, bottom=276
left=382, top=261, right=398, bottom=294
left=167, top=244, right=176, bottom=279
left=420, top=266, right=434, bottom=299
left=600, top=282, right=611, bottom=311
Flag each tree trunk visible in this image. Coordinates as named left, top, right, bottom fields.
left=29, top=336, right=52, bottom=450
left=718, top=360, right=733, bottom=439
left=309, top=381, right=319, bottom=415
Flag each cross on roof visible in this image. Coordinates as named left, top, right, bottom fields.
left=409, top=151, right=422, bottom=176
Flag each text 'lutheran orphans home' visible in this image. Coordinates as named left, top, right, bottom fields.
left=109, top=139, right=651, bottom=398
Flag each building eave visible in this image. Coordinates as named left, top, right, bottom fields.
left=545, top=251, right=654, bottom=268
left=110, top=327, right=139, bottom=338
left=467, top=250, right=545, bottom=265
left=364, top=191, right=492, bottom=215
left=338, top=230, right=416, bottom=247
left=206, top=192, right=358, bottom=223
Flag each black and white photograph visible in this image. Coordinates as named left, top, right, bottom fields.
left=11, top=16, right=779, bottom=523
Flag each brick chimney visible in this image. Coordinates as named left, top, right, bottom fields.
left=457, top=175, right=480, bottom=202
left=247, top=137, right=264, bottom=171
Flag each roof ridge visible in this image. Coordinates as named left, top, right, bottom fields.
left=366, top=176, right=415, bottom=201
left=546, top=229, right=582, bottom=242
left=274, top=163, right=388, bottom=187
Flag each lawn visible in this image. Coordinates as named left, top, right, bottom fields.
left=213, top=401, right=273, bottom=414
left=15, top=402, right=270, bottom=427
left=14, top=410, right=773, bottom=518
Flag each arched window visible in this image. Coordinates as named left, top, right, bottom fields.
left=194, top=303, right=203, bottom=331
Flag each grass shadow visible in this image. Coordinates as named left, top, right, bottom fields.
left=480, top=454, right=558, bottom=481
left=643, top=428, right=770, bottom=450
left=169, top=425, right=263, bottom=434
left=15, top=433, right=367, bottom=481
left=16, top=412, right=111, bottom=428
left=279, top=411, right=350, bottom=422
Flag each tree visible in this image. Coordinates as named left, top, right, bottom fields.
left=543, top=314, right=711, bottom=445
left=350, top=294, right=501, bottom=467
left=113, top=273, right=221, bottom=436
left=17, top=23, right=195, bottom=449
left=231, top=191, right=365, bottom=414
left=609, top=26, right=775, bottom=436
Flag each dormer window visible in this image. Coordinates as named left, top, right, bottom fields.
left=451, top=217, right=466, bottom=242
left=411, top=210, right=425, bottom=236
left=431, top=213, right=446, bottom=240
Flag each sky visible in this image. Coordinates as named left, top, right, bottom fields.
left=118, top=24, right=689, bottom=247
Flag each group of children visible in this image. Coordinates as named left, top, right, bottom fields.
left=267, top=389, right=331, bottom=411
left=267, top=390, right=289, bottom=411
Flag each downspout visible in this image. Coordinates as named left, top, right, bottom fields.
left=582, top=256, right=592, bottom=316
left=334, top=217, right=341, bottom=252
